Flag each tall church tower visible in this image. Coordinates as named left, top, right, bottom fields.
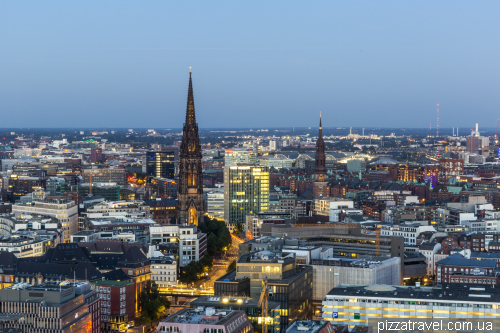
left=313, top=112, right=328, bottom=197
left=178, top=70, right=204, bottom=225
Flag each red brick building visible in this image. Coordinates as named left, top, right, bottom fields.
left=94, top=280, right=136, bottom=333
left=439, top=159, right=464, bottom=182
left=440, top=234, right=462, bottom=254
left=436, top=253, right=496, bottom=284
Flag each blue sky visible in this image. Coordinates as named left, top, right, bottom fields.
left=1, top=1, right=500, bottom=129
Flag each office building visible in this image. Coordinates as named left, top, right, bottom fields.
left=225, top=149, right=257, bottom=167
left=77, top=183, right=120, bottom=202
left=224, top=165, right=269, bottom=232
left=311, top=257, right=401, bottom=302
left=322, top=283, right=500, bottom=330
left=146, top=151, right=176, bottom=180
left=178, top=72, right=204, bottom=226
left=12, top=199, right=78, bottom=243
left=150, top=224, right=207, bottom=267
left=150, top=178, right=177, bottom=199
left=190, top=296, right=281, bottom=333
left=259, top=156, right=293, bottom=169
left=206, top=189, right=224, bottom=220
left=0, top=282, right=92, bottom=333
left=157, top=308, right=254, bottom=333
left=215, top=251, right=312, bottom=329
left=83, top=166, right=128, bottom=186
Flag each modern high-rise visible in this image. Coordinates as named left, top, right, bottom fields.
left=177, top=71, right=204, bottom=226
left=224, top=148, right=257, bottom=167
left=224, top=165, right=269, bottom=232
left=146, top=151, right=175, bottom=180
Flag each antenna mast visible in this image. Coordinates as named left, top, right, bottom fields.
left=436, top=103, right=439, bottom=137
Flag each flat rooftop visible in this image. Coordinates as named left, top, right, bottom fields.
left=191, top=296, right=280, bottom=310
left=327, top=284, right=500, bottom=303
left=162, top=308, right=243, bottom=326
left=287, top=320, right=329, bottom=333
left=5, top=282, right=74, bottom=292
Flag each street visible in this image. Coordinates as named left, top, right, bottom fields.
left=192, top=234, right=242, bottom=289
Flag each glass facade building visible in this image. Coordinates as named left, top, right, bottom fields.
left=147, top=151, right=175, bottom=180
left=224, top=165, right=269, bottom=232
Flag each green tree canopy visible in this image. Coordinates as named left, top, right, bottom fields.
left=138, top=281, right=170, bottom=325
left=227, top=260, right=237, bottom=273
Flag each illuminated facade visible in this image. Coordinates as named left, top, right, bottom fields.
left=223, top=165, right=269, bottom=232
left=146, top=151, right=175, bottom=180
left=178, top=71, right=204, bottom=226
left=322, top=284, right=500, bottom=330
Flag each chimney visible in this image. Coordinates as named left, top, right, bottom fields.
left=476, top=123, right=479, bottom=133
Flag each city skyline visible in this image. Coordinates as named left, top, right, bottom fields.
left=2, top=1, right=500, bottom=128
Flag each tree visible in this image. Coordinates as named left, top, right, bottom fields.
left=138, top=281, right=170, bottom=326
left=234, top=222, right=244, bottom=234
left=227, top=260, right=237, bottom=273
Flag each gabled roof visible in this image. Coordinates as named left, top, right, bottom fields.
left=117, top=247, right=150, bottom=269
left=23, top=243, right=96, bottom=264
left=103, top=268, right=131, bottom=281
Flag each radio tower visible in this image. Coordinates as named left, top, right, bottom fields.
left=436, top=103, right=439, bottom=137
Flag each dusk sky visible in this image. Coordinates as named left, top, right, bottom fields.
left=1, top=2, right=500, bottom=129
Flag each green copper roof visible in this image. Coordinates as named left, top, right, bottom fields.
left=83, top=139, right=97, bottom=143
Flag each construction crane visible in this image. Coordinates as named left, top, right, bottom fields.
left=375, top=226, right=381, bottom=257
left=257, top=279, right=271, bottom=333
left=88, top=174, right=93, bottom=195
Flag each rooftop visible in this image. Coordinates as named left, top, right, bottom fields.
left=238, top=251, right=295, bottom=264
left=92, top=280, right=134, bottom=287
left=191, top=296, right=280, bottom=309
left=326, top=283, right=500, bottom=303
left=162, top=308, right=244, bottom=326
left=437, top=253, right=496, bottom=268
left=286, top=320, right=330, bottom=333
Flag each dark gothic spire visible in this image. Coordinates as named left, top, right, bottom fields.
left=185, top=70, right=196, bottom=126
left=314, top=111, right=326, bottom=177
left=180, top=70, right=201, bottom=159
left=318, top=111, right=323, bottom=142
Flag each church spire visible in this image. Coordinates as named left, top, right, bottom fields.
left=178, top=69, right=204, bottom=226
left=185, top=70, right=196, bottom=126
left=319, top=111, right=323, bottom=140
left=314, top=111, right=326, bottom=179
